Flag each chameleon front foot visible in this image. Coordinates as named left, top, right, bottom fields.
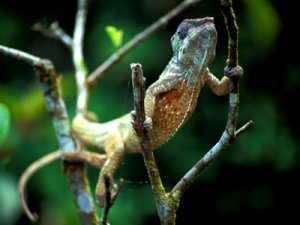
left=143, top=117, right=153, bottom=130
left=224, top=65, right=243, bottom=78
left=131, top=110, right=153, bottom=130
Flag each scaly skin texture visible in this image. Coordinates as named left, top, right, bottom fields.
left=72, top=17, right=232, bottom=206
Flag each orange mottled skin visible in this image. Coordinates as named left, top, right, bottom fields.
left=146, top=81, right=201, bottom=150
left=71, top=17, right=232, bottom=206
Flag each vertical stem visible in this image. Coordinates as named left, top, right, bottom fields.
left=131, top=63, right=176, bottom=224
left=73, top=0, right=89, bottom=114
left=220, top=0, right=240, bottom=136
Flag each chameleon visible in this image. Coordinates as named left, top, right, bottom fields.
left=72, top=17, right=243, bottom=207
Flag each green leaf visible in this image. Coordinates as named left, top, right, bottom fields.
left=0, top=103, right=10, bottom=147
left=105, top=26, right=124, bottom=48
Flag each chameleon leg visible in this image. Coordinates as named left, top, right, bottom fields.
left=204, top=68, right=231, bottom=96
left=95, top=130, right=125, bottom=207
left=63, top=150, right=107, bottom=169
left=204, top=66, right=243, bottom=96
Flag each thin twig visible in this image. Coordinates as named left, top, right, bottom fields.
left=73, top=0, right=89, bottom=114
left=87, top=0, right=202, bottom=91
left=0, top=45, right=40, bottom=65
left=236, top=120, right=253, bottom=136
left=171, top=133, right=231, bottom=198
left=32, top=0, right=89, bottom=113
left=19, top=151, right=61, bottom=221
left=219, top=0, right=239, bottom=67
left=32, top=22, right=73, bottom=49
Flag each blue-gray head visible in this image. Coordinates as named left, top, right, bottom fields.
left=171, top=17, right=217, bottom=70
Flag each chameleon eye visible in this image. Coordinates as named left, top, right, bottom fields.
left=177, top=23, right=190, bottom=40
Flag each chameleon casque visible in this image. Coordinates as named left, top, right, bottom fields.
left=72, top=17, right=242, bottom=206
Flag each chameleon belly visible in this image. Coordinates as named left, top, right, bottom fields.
left=124, top=80, right=202, bottom=153
left=148, top=81, right=201, bottom=150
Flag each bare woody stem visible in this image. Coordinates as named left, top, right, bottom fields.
left=130, top=64, right=175, bottom=224
left=34, top=0, right=90, bottom=114
left=32, top=22, right=73, bottom=50
left=73, top=0, right=89, bottom=114
left=87, top=0, right=203, bottom=91
left=219, top=0, right=239, bottom=67
left=0, top=45, right=98, bottom=224
left=130, top=63, right=166, bottom=202
left=170, top=0, right=248, bottom=200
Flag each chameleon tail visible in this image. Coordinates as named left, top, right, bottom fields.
left=72, top=114, right=110, bottom=149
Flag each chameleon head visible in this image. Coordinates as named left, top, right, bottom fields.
left=171, top=17, right=217, bottom=70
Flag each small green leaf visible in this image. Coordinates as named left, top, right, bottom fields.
left=0, top=103, right=10, bottom=146
left=105, top=26, right=124, bottom=48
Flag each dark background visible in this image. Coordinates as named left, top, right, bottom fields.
left=0, top=0, right=299, bottom=224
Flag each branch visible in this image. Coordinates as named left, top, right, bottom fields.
left=0, top=45, right=40, bottom=65
left=171, top=0, right=246, bottom=200
left=32, top=22, right=73, bottom=49
left=73, top=0, right=89, bottom=114
left=236, top=120, right=253, bottom=136
left=87, top=0, right=203, bottom=91
left=0, top=45, right=74, bottom=151
left=33, top=0, right=89, bottom=114
left=130, top=63, right=172, bottom=223
left=219, top=0, right=239, bottom=67
left=0, top=45, right=98, bottom=224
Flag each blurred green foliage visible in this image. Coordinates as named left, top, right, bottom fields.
left=0, top=0, right=299, bottom=225
left=0, top=103, right=10, bottom=146
left=243, top=0, right=281, bottom=54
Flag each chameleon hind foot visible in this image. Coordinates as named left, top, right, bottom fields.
left=96, top=174, right=124, bottom=207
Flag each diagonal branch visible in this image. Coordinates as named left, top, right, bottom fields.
left=0, top=44, right=98, bottom=224
left=86, top=0, right=203, bottom=91
left=32, top=22, right=73, bottom=50
left=170, top=0, right=248, bottom=200
left=236, top=120, right=253, bottom=136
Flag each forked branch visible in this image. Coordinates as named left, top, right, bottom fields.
left=131, top=1, right=251, bottom=224
left=0, top=38, right=97, bottom=225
